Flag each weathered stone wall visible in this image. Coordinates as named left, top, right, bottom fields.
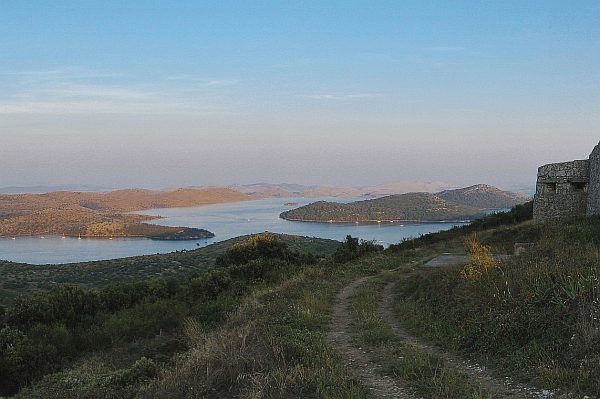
left=587, top=143, right=600, bottom=216
left=533, top=160, right=589, bottom=222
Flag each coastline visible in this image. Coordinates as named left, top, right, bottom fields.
left=279, top=217, right=473, bottom=224
left=0, top=190, right=253, bottom=239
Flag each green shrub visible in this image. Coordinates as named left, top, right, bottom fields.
left=5, top=292, right=53, bottom=328
left=101, top=299, right=188, bottom=344
left=216, top=233, right=316, bottom=267
left=186, top=268, right=232, bottom=300
left=27, top=323, right=75, bottom=358
left=333, top=235, right=383, bottom=263
left=0, top=326, right=60, bottom=395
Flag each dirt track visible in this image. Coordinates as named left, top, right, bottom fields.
left=328, top=273, right=559, bottom=398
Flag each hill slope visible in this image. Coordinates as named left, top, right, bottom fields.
left=0, top=188, right=250, bottom=238
left=437, top=184, right=530, bottom=209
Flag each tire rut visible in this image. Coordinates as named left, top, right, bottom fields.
left=380, top=281, right=559, bottom=399
left=327, top=276, right=417, bottom=399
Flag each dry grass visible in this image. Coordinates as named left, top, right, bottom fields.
left=142, top=264, right=373, bottom=399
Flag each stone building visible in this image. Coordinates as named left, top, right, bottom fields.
left=533, top=143, right=600, bottom=222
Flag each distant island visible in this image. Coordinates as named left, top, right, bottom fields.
left=280, top=184, right=530, bottom=223
left=0, top=188, right=250, bottom=239
left=230, top=181, right=463, bottom=198
left=148, top=227, right=215, bottom=241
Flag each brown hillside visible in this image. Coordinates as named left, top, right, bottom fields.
left=0, top=188, right=250, bottom=237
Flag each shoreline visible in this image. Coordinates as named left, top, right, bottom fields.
left=280, top=217, right=473, bottom=225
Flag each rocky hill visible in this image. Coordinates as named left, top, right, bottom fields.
left=437, top=184, right=530, bottom=209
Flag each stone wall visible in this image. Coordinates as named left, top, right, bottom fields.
left=587, top=144, right=600, bottom=216
left=533, top=160, right=589, bottom=222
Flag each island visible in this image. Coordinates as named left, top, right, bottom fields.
left=148, top=227, right=215, bottom=241
left=280, top=184, right=530, bottom=223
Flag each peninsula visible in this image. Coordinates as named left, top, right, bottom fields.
left=0, top=187, right=250, bottom=239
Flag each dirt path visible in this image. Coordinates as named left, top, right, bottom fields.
left=379, top=281, right=557, bottom=399
left=327, top=276, right=417, bottom=399
left=328, top=273, right=562, bottom=399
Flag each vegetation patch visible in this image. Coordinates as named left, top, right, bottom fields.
left=350, top=275, right=493, bottom=398
left=394, top=218, right=600, bottom=396
left=0, top=234, right=340, bottom=397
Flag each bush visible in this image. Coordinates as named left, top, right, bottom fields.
left=216, top=233, right=290, bottom=266
left=333, top=235, right=383, bottom=263
left=186, top=268, right=232, bottom=300
left=216, top=233, right=316, bottom=267
left=101, top=299, right=188, bottom=343
left=0, top=326, right=60, bottom=395
left=460, top=237, right=498, bottom=280
left=99, top=281, right=155, bottom=312
left=5, top=292, right=53, bottom=328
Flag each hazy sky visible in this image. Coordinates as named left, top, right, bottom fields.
left=1, top=1, right=599, bottom=190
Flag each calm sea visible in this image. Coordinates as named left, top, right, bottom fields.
left=0, top=197, right=467, bottom=264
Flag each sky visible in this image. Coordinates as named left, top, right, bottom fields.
left=1, top=1, right=599, bottom=191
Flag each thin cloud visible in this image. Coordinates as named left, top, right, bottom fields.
left=204, top=79, right=238, bottom=86
left=8, top=70, right=65, bottom=76
left=0, top=99, right=218, bottom=115
left=34, top=85, right=158, bottom=100
left=4, top=69, right=124, bottom=83
left=165, top=75, right=238, bottom=86
left=307, top=93, right=378, bottom=100
left=0, top=69, right=224, bottom=115
left=427, top=46, right=467, bottom=52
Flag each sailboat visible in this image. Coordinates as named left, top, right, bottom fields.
left=78, top=233, right=82, bottom=240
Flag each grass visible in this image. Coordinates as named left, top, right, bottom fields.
left=349, top=272, right=493, bottom=399
left=394, top=218, right=600, bottom=397
left=139, top=250, right=412, bottom=398
left=24, top=261, right=384, bottom=399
